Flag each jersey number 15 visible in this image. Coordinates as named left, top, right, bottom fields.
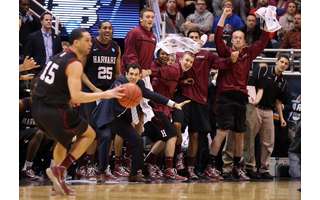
left=40, top=61, right=59, bottom=84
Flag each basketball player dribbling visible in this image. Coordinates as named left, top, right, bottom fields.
left=31, top=28, right=125, bottom=195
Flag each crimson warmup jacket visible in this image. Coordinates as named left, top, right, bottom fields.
left=122, top=25, right=156, bottom=70
left=214, top=25, right=270, bottom=96
left=177, top=50, right=233, bottom=104
left=150, top=62, right=182, bottom=118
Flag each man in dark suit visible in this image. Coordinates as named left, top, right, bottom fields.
left=24, top=11, right=62, bottom=75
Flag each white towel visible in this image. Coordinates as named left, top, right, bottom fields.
left=155, top=34, right=202, bottom=55
left=255, top=6, right=281, bottom=32
left=140, top=76, right=155, bottom=124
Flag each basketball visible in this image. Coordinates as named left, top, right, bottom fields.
left=118, top=83, right=142, bottom=108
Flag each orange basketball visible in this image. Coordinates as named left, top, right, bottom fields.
left=118, top=83, right=142, bottom=108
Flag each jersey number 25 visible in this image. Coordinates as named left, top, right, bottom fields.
left=98, top=66, right=113, bottom=80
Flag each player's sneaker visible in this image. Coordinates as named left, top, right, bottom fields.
left=147, top=164, right=159, bottom=179
left=75, top=166, right=87, bottom=180
left=86, top=165, right=98, bottom=181
left=204, top=166, right=223, bottom=181
left=114, top=165, right=130, bottom=177
left=21, top=168, right=42, bottom=181
left=232, top=167, right=250, bottom=181
left=187, top=166, right=199, bottom=180
left=176, top=153, right=185, bottom=171
left=153, top=165, right=164, bottom=178
left=46, top=166, right=75, bottom=195
left=164, top=168, right=188, bottom=181
left=101, top=165, right=118, bottom=183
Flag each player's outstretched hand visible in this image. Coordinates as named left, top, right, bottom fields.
left=103, top=85, right=125, bottom=99
left=174, top=100, right=191, bottom=110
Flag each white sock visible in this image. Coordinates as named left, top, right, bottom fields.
left=50, top=159, right=55, bottom=167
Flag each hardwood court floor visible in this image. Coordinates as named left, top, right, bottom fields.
left=20, top=180, right=301, bottom=200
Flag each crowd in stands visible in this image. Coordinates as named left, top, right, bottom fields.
left=160, top=0, right=300, bottom=50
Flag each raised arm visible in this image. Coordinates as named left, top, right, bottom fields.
left=214, top=8, right=232, bottom=57
left=247, top=30, right=270, bottom=60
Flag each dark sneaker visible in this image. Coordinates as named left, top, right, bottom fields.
left=222, top=172, right=233, bottom=180
left=22, top=168, right=42, bottom=181
left=75, top=166, right=87, bottom=180
left=260, top=172, right=274, bottom=180
left=232, top=167, right=250, bottom=181
left=176, top=153, right=185, bottom=171
left=147, top=164, right=159, bottom=179
left=114, top=166, right=130, bottom=177
left=46, top=166, right=75, bottom=195
left=164, top=168, right=188, bottom=181
left=246, top=169, right=261, bottom=180
left=187, top=166, right=199, bottom=180
left=204, top=166, right=223, bottom=181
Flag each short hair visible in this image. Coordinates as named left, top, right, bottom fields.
left=232, top=29, right=246, bottom=37
left=125, top=63, right=141, bottom=72
left=69, top=28, right=88, bottom=45
left=196, top=0, right=206, bottom=4
left=61, top=41, right=70, bottom=47
left=40, top=11, right=52, bottom=21
left=156, top=48, right=168, bottom=58
left=295, top=12, right=301, bottom=16
left=247, top=13, right=257, bottom=19
left=187, top=28, right=201, bottom=37
left=221, top=0, right=233, bottom=7
left=277, top=54, right=290, bottom=62
left=140, top=7, right=154, bottom=19
left=98, top=20, right=112, bottom=29
left=288, top=1, right=297, bottom=7
left=183, top=51, right=195, bottom=58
